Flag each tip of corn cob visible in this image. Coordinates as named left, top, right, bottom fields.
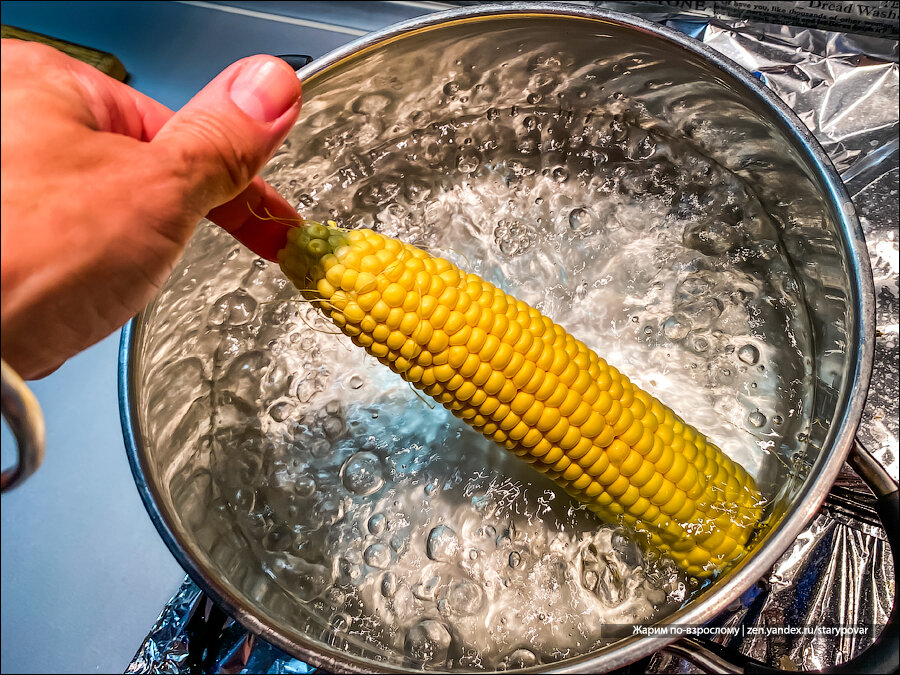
left=277, top=223, right=764, bottom=579
left=277, top=221, right=349, bottom=291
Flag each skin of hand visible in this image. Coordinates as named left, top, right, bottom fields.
left=1, top=39, right=301, bottom=379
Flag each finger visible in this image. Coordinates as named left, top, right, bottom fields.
left=207, top=176, right=299, bottom=262
left=150, top=54, right=302, bottom=212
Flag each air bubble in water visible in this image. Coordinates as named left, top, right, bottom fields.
left=443, top=81, right=460, bottom=96
left=368, top=512, right=387, bottom=535
left=269, top=401, right=293, bottom=422
left=209, top=290, right=257, bottom=326
left=508, top=551, right=523, bottom=569
left=552, top=166, right=569, bottom=182
left=262, top=524, right=293, bottom=552
left=404, top=619, right=452, bottom=666
left=568, top=207, right=595, bottom=231
left=503, top=648, right=538, bottom=669
left=295, top=474, right=316, bottom=498
left=748, top=410, right=766, bottom=428
left=412, top=573, right=441, bottom=601
left=405, top=180, right=431, bottom=204
left=352, top=91, right=392, bottom=115
left=340, top=451, right=384, bottom=496
left=426, top=525, right=460, bottom=561
left=330, top=612, right=352, bottom=632
left=663, top=315, right=691, bottom=341
left=446, top=579, right=484, bottom=616
left=348, top=374, right=364, bottom=390
left=364, top=543, right=392, bottom=568
left=310, top=438, right=332, bottom=458
left=737, top=344, right=760, bottom=365
left=457, top=148, right=480, bottom=173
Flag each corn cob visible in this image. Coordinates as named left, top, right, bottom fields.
left=278, top=222, right=762, bottom=578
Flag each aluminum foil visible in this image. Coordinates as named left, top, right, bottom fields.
left=128, top=9, right=898, bottom=674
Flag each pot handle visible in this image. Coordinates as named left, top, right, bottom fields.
left=663, top=438, right=899, bottom=674
left=1, top=358, right=46, bottom=492
left=277, top=54, right=313, bottom=71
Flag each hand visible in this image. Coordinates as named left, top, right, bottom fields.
left=1, top=39, right=302, bottom=379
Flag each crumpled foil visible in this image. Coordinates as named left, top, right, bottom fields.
left=128, top=9, right=898, bottom=674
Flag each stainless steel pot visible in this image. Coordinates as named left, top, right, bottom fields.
left=119, top=4, right=896, bottom=673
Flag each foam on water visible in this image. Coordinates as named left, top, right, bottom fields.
left=157, top=95, right=813, bottom=670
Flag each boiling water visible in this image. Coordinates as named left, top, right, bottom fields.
left=160, top=97, right=814, bottom=670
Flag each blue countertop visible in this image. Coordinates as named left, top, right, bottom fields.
left=0, top=2, right=440, bottom=672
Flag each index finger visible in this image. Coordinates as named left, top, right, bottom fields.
left=206, top=176, right=299, bottom=262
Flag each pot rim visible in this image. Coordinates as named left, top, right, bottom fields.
left=119, top=3, right=876, bottom=672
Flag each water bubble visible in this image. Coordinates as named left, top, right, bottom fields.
left=412, top=573, right=441, bottom=601
left=390, top=529, right=411, bottom=555
left=347, top=374, right=364, bottom=390
left=330, top=612, right=352, bottom=633
left=268, top=401, right=294, bottom=422
left=692, top=336, right=709, bottom=352
left=568, top=207, right=596, bottom=231
left=310, top=438, right=332, bottom=458
left=502, top=648, right=538, bottom=669
left=323, top=416, right=344, bottom=438
left=748, top=410, right=767, bottom=428
left=404, top=619, right=452, bottom=666
left=457, top=148, right=481, bottom=173
left=364, top=543, right=392, bottom=569
left=296, top=192, right=315, bottom=208
left=486, top=107, right=500, bottom=121
left=663, top=315, right=691, bottom=341
left=526, top=92, right=542, bottom=104
left=508, top=551, right=523, bottom=569
left=446, top=579, right=484, bottom=616
left=442, top=81, right=460, bottom=96
left=552, top=166, right=569, bottom=182
left=381, top=572, right=398, bottom=597
left=340, top=451, right=384, bottom=496
left=352, top=91, right=392, bottom=115
left=737, top=344, right=760, bottom=365
left=209, top=290, right=257, bottom=326
left=426, top=525, right=461, bottom=562
left=368, top=512, right=387, bottom=535
left=294, top=474, right=316, bottom=498
left=262, top=524, right=293, bottom=552
left=405, top=180, right=431, bottom=204
left=773, top=415, right=784, bottom=426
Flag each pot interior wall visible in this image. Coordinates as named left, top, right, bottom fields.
left=131, top=12, right=859, bottom=672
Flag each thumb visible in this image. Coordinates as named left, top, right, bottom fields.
left=152, top=55, right=302, bottom=213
